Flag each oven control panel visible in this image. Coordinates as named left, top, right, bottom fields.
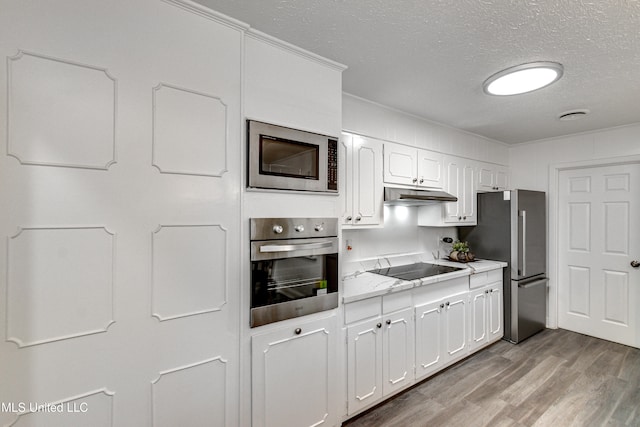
left=250, top=217, right=338, bottom=241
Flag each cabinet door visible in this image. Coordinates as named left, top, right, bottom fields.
left=414, top=300, right=443, bottom=380
left=477, top=162, right=509, bottom=192
left=443, top=157, right=461, bottom=223
left=495, top=166, right=509, bottom=190
left=443, top=295, right=467, bottom=364
left=340, top=133, right=354, bottom=225
left=460, top=163, right=476, bottom=224
left=477, top=163, right=495, bottom=191
left=252, top=315, right=337, bottom=427
left=383, top=142, right=417, bottom=186
left=488, top=283, right=504, bottom=342
left=347, top=318, right=383, bottom=415
left=468, top=288, right=488, bottom=352
left=353, top=136, right=383, bottom=226
left=382, top=308, right=414, bottom=396
left=417, top=149, right=444, bottom=189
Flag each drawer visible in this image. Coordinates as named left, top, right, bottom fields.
left=469, top=268, right=502, bottom=289
left=382, top=291, right=412, bottom=314
left=344, top=296, right=381, bottom=324
left=413, top=276, right=468, bottom=306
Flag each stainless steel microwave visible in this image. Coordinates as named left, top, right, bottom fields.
left=247, top=120, right=338, bottom=193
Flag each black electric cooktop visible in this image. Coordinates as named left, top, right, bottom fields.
left=369, top=262, right=464, bottom=281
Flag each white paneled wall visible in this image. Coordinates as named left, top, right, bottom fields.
left=0, top=1, right=242, bottom=425
left=343, top=93, right=509, bottom=165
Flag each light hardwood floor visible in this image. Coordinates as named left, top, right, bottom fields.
left=343, top=329, right=640, bottom=427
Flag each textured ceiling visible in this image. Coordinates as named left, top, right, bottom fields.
left=194, top=0, right=640, bottom=144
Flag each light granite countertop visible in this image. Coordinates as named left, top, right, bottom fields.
left=341, top=255, right=507, bottom=304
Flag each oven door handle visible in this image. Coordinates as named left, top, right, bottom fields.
left=259, top=241, right=334, bottom=253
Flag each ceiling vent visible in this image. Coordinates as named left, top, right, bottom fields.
left=558, top=109, right=590, bottom=121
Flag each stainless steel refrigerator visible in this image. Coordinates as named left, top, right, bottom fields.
left=459, top=190, right=548, bottom=343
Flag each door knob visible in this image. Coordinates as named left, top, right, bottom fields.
left=632, top=260, right=640, bottom=268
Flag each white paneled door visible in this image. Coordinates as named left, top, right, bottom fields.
left=0, top=1, right=241, bottom=425
left=558, top=163, right=640, bottom=348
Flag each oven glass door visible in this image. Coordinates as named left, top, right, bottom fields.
left=251, top=253, right=337, bottom=309
left=259, top=135, right=319, bottom=180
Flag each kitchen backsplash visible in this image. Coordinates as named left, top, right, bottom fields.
left=342, top=205, right=457, bottom=265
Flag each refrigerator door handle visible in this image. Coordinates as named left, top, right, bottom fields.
left=520, top=209, right=527, bottom=277
left=518, top=277, right=548, bottom=289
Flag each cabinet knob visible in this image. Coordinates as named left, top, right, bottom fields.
left=419, top=178, right=424, bottom=184
left=631, top=260, right=640, bottom=268
left=446, top=301, right=450, bottom=306
left=376, top=323, right=382, bottom=329
left=412, top=178, right=418, bottom=183
left=386, top=319, right=391, bottom=325
left=458, top=216, right=462, bottom=220
left=485, top=290, right=489, bottom=294
left=294, top=328, right=302, bottom=335
left=346, top=216, right=352, bottom=221
left=440, top=304, right=445, bottom=309
left=355, top=216, right=362, bottom=221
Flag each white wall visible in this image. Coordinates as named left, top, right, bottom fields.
left=343, top=93, right=509, bottom=165
left=509, top=122, right=640, bottom=330
left=342, top=207, right=457, bottom=265
left=509, top=123, right=640, bottom=191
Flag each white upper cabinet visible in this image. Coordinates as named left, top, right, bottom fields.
left=418, top=155, right=477, bottom=226
left=477, top=162, right=510, bottom=192
left=341, top=133, right=383, bottom=227
left=434, top=156, right=476, bottom=224
left=384, top=142, right=444, bottom=189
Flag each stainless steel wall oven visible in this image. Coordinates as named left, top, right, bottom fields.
left=250, top=218, right=339, bottom=327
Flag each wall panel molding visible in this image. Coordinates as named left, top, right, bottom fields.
left=152, top=83, right=228, bottom=177
left=151, top=357, right=227, bottom=427
left=7, top=50, right=117, bottom=170
left=8, top=388, right=115, bottom=426
left=6, top=226, right=116, bottom=347
left=151, top=224, right=227, bottom=321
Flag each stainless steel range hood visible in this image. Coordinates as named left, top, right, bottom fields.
left=384, top=187, right=457, bottom=205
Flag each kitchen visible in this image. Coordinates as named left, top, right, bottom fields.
left=0, top=1, right=639, bottom=426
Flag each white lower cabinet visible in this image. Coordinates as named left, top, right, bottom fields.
left=252, top=314, right=337, bottom=427
left=346, top=316, right=382, bottom=414
left=382, top=308, right=414, bottom=396
left=342, top=269, right=504, bottom=421
left=415, top=292, right=468, bottom=380
left=469, top=272, right=504, bottom=353
left=345, top=298, right=414, bottom=415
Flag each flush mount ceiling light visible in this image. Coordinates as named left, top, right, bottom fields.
left=483, top=62, right=564, bottom=96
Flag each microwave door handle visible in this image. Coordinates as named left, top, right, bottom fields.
left=259, top=241, right=333, bottom=253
